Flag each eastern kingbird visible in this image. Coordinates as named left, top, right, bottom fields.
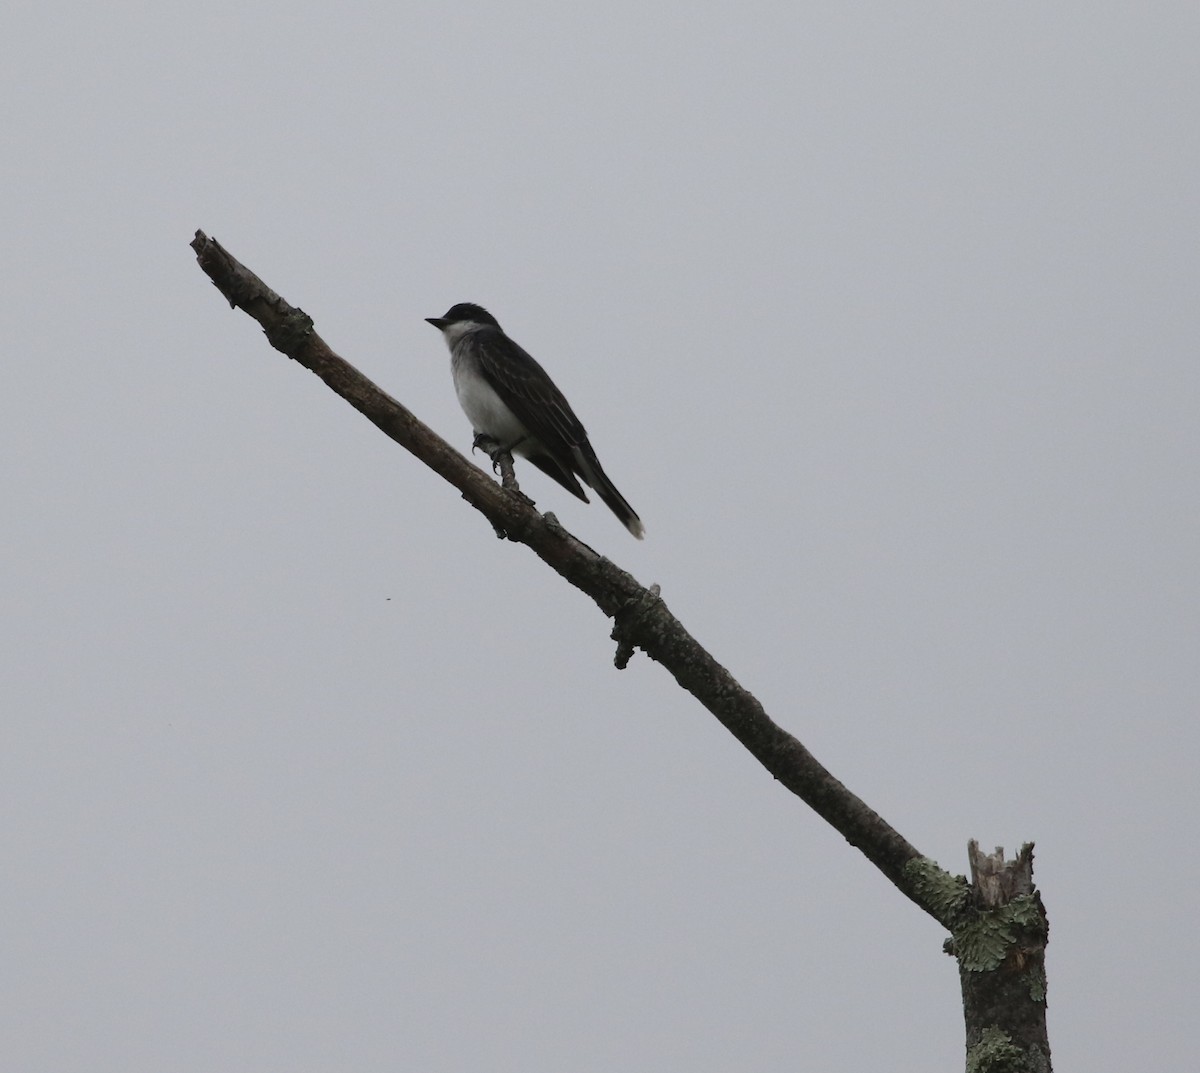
left=426, top=303, right=645, bottom=539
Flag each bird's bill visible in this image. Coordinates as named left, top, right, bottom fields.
left=425, top=316, right=448, bottom=329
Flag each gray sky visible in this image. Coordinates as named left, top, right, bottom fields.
left=3, top=4, right=1197, bottom=1070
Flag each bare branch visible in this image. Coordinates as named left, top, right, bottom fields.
left=191, top=229, right=963, bottom=925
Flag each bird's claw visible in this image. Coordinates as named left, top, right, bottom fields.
left=472, top=434, right=509, bottom=475
left=472, top=433, right=502, bottom=469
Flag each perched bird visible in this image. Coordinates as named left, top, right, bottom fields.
left=426, top=303, right=644, bottom=539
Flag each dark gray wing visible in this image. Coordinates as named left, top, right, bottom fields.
left=471, top=328, right=588, bottom=455
left=473, top=326, right=643, bottom=536
left=469, top=328, right=588, bottom=501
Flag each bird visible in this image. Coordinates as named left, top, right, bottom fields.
left=426, top=303, right=645, bottom=539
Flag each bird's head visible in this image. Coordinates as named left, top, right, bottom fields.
left=425, top=302, right=500, bottom=335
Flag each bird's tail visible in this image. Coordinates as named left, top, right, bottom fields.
left=574, top=445, right=645, bottom=539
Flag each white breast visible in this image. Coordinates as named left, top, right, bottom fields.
left=452, top=355, right=529, bottom=449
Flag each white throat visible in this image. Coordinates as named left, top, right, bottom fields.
left=441, top=319, right=488, bottom=347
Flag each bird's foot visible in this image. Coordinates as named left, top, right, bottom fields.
left=471, top=434, right=522, bottom=494
left=472, top=433, right=504, bottom=471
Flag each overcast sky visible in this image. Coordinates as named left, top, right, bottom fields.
left=3, top=4, right=1197, bottom=1071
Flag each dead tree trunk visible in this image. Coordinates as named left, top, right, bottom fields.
left=952, top=843, right=1051, bottom=1072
